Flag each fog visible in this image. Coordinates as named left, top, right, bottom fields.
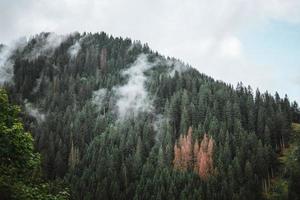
left=113, top=54, right=154, bottom=119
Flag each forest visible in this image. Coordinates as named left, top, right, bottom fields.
left=0, top=32, right=300, bottom=199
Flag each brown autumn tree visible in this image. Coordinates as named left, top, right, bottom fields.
left=173, top=127, right=214, bottom=180
left=194, top=134, right=214, bottom=179
left=173, top=127, right=193, bottom=171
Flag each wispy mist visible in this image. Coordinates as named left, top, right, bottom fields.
left=113, top=54, right=154, bottom=119
left=1, top=0, right=300, bottom=102
left=25, top=100, right=45, bottom=123
left=68, top=41, right=81, bottom=59
left=26, top=33, right=68, bottom=60
left=92, top=88, right=107, bottom=111
left=166, top=58, right=189, bottom=77
left=0, top=38, right=27, bottom=84
left=0, top=46, right=14, bottom=84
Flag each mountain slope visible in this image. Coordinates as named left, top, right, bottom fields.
left=1, top=32, right=300, bottom=200
left=265, top=123, right=300, bottom=199
left=0, top=88, right=69, bottom=199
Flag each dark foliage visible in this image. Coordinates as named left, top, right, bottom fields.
left=3, top=32, right=300, bottom=200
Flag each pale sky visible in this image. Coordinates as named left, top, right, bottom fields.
left=0, top=0, right=299, bottom=103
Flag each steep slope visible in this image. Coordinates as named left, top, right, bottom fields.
left=265, top=123, right=300, bottom=199
left=0, top=32, right=300, bottom=200
left=0, top=89, right=69, bottom=199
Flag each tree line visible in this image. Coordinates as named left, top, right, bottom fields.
left=2, top=32, right=300, bottom=199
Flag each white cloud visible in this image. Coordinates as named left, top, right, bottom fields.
left=219, top=36, right=242, bottom=58
left=92, top=55, right=190, bottom=119
left=0, top=0, right=300, bottom=102
left=44, top=33, right=66, bottom=50
left=92, top=88, right=107, bottom=110
left=0, top=38, right=27, bottom=85
left=25, top=100, right=45, bottom=123
left=2, top=0, right=300, bottom=43
left=113, top=54, right=154, bottom=119
left=0, top=46, right=14, bottom=84
left=26, top=33, right=68, bottom=60
left=166, top=58, right=189, bottom=77
left=68, top=41, right=81, bottom=59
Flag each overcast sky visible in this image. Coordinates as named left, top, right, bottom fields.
left=0, top=0, right=299, bottom=103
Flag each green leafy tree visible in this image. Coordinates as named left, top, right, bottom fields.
left=0, top=89, right=69, bottom=200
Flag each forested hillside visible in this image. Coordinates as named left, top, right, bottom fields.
left=0, top=89, right=69, bottom=199
left=1, top=32, right=300, bottom=199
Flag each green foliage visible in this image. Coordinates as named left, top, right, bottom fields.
left=2, top=32, right=299, bottom=199
left=0, top=96, right=39, bottom=170
left=0, top=89, right=69, bottom=200
left=265, top=179, right=288, bottom=200
left=288, top=123, right=300, bottom=199
left=265, top=123, right=300, bottom=200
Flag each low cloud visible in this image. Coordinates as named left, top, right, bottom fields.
left=26, top=32, right=68, bottom=60
left=0, top=38, right=27, bottom=85
left=0, top=46, right=14, bottom=84
left=113, top=54, right=154, bottom=119
left=25, top=100, right=45, bottom=123
left=1, top=0, right=299, bottom=102
left=68, top=34, right=86, bottom=59
left=43, top=33, right=66, bottom=51
left=0, top=33, right=68, bottom=85
left=166, top=58, right=189, bottom=77
left=68, top=41, right=81, bottom=59
left=91, top=54, right=190, bottom=120
left=91, top=88, right=107, bottom=111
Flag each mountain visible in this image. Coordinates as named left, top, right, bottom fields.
left=1, top=32, right=300, bottom=200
